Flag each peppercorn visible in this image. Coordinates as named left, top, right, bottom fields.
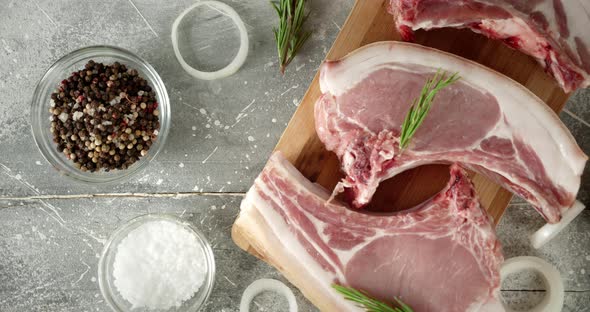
left=48, top=60, right=160, bottom=172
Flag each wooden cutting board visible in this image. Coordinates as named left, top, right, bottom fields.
left=232, top=0, right=569, bottom=262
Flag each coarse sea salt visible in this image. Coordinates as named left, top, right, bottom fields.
left=113, top=220, right=207, bottom=309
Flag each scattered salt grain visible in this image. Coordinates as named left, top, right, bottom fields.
left=113, top=220, right=207, bottom=310
left=247, top=136, right=255, bottom=142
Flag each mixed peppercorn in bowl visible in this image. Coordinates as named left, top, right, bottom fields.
left=31, top=46, right=170, bottom=183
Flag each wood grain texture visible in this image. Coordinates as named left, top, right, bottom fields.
left=233, top=0, right=571, bottom=273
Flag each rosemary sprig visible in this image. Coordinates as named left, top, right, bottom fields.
left=332, top=284, right=414, bottom=312
left=399, top=70, right=460, bottom=150
left=271, top=0, right=311, bottom=74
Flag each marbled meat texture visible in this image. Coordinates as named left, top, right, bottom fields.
left=237, top=152, right=504, bottom=312
left=389, top=0, right=590, bottom=92
left=315, top=41, right=587, bottom=223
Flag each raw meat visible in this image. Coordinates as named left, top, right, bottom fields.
left=316, top=41, right=587, bottom=224
left=235, top=152, right=504, bottom=312
left=388, top=0, right=590, bottom=92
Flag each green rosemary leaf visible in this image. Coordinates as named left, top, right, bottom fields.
left=394, top=297, right=414, bottom=312
left=399, top=70, right=460, bottom=150
left=271, top=0, right=311, bottom=74
left=270, top=1, right=281, bottom=16
left=332, top=284, right=414, bottom=312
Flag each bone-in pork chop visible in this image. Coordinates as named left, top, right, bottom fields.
left=315, top=41, right=587, bottom=225
left=235, top=152, right=504, bottom=311
left=388, top=0, right=590, bottom=92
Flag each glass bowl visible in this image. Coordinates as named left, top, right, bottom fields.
left=98, top=214, right=215, bottom=312
left=30, top=45, right=170, bottom=184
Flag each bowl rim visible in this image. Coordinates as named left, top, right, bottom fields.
left=30, top=45, right=171, bottom=185
left=98, top=213, right=216, bottom=312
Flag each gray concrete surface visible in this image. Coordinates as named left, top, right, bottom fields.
left=0, top=0, right=588, bottom=311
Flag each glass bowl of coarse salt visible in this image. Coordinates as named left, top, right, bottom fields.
left=30, top=45, right=171, bottom=184
left=98, top=214, right=215, bottom=312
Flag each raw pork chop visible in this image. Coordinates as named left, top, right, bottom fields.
left=316, top=41, right=587, bottom=224
left=388, top=0, right=590, bottom=92
left=235, top=152, right=504, bottom=311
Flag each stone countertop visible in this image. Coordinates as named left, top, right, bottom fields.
left=0, top=0, right=588, bottom=311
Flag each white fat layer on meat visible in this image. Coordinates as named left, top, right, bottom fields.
left=379, top=149, right=550, bottom=220
left=529, top=0, right=589, bottom=70
left=254, top=159, right=374, bottom=271
left=467, top=295, right=504, bottom=312
left=474, top=17, right=580, bottom=89
left=477, top=120, right=550, bottom=209
left=409, top=20, right=473, bottom=30
left=381, top=155, right=550, bottom=219
left=280, top=154, right=500, bottom=284
left=343, top=106, right=562, bottom=219
left=240, top=191, right=363, bottom=312
left=320, top=42, right=586, bottom=205
left=548, top=50, right=567, bottom=88
left=401, top=0, right=590, bottom=89
left=479, top=18, right=546, bottom=56
left=253, top=181, right=345, bottom=280
left=240, top=154, right=503, bottom=310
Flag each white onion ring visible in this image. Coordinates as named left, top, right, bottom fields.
left=171, top=1, right=249, bottom=80
left=239, top=279, right=298, bottom=312
left=501, top=256, right=564, bottom=312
